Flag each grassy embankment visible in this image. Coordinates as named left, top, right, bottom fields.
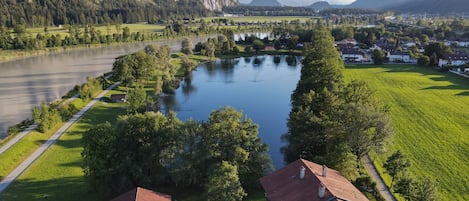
left=344, top=64, right=469, bottom=201
left=0, top=98, right=87, bottom=181
left=0, top=91, right=127, bottom=201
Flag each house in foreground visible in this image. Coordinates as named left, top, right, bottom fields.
left=260, top=159, right=369, bottom=201
left=110, top=187, right=171, bottom=201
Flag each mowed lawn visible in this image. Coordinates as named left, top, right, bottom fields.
left=344, top=64, right=469, bottom=201
left=0, top=91, right=127, bottom=201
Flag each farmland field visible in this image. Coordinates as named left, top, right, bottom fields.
left=344, top=64, right=469, bottom=201
left=201, top=16, right=319, bottom=23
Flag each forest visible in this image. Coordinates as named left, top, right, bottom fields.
left=0, top=0, right=210, bottom=28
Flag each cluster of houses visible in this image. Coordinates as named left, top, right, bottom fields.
left=110, top=159, right=369, bottom=201
left=336, top=38, right=418, bottom=64
left=336, top=37, right=469, bottom=73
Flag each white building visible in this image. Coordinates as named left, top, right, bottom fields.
left=341, top=48, right=365, bottom=62
left=388, top=51, right=412, bottom=63
left=438, top=54, right=469, bottom=67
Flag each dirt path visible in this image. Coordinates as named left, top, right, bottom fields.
left=363, top=155, right=397, bottom=201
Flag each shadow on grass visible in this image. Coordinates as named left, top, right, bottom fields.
left=59, top=161, right=82, bottom=168
left=456, top=91, right=469, bottom=96
left=34, top=138, right=82, bottom=149
left=422, top=85, right=466, bottom=90
left=0, top=176, right=109, bottom=201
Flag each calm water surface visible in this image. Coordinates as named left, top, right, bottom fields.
left=161, top=55, right=302, bottom=168
left=0, top=36, right=211, bottom=137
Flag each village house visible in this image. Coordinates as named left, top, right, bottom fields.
left=341, top=48, right=365, bottom=62
left=388, top=51, right=413, bottom=63
left=438, top=53, right=469, bottom=67
left=260, top=159, right=369, bottom=201
left=110, top=94, right=127, bottom=103
left=110, top=187, right=171, bottom=201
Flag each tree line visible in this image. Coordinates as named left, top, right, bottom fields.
left=0, top=0, right=210, bottom=28
left=32, top=76, right=104, bottom=132
left=282, top=25, right=393, bottom=180
left=0, top=25, right=159, bottom=50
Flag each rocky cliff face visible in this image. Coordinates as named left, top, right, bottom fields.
left=201, top=0, right=238, bottom=11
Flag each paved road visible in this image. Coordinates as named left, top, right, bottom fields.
left=0, top=124, right=37, bottom=156
left=363, top=155, right=397, bottom=201
left=0, top=81, right=121, bottom=194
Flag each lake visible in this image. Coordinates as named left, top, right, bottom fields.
left=0, top=36, right=211, bottom=138
left=161, top=55, right=302, bottom=168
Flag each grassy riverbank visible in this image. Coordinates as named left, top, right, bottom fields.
left=344, top=64, right=469, bottom=201
left=0, top=92, right=127, bottom=201
left=0, top=98, right=87, bottom=180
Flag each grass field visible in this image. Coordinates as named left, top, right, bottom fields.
left=201, top=16, right=319, bottom=23
left=344, top=64, right=469, bottom=201
left=27, top=23, right=166, bottom=38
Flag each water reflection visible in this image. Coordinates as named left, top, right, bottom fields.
left=0, top=36, right=212, bottom=137
left=160, top=55, right=302, bottom=168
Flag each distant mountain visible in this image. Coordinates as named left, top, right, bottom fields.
left=389, top=0, right=469, bottom=14
left=248, top=0, right=281, bottom=7
left=308, top=1, right=331, bottom=11
left=347, top=0, right=411, bottom=9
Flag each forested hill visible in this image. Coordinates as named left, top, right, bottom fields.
left=0, top=0, right=213, bottom=27
left=389, top=0, right=469, bottom=14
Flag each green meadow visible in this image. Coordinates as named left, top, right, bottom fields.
left=201, top=16, right=319, bottom=23
left=344, top=64, right=469, bottom=201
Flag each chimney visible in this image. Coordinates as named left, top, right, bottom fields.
left=300, top=166, right=305, bottom=179
left=322, top=165, right=327, bottom=177
left=318, top=183, right=326, bottom=198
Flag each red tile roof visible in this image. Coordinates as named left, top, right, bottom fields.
left=260, top=159, right=369, bottom=201
left=110, top=187, right=172, bottom=201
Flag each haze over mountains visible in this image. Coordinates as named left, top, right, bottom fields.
left=242, top=0, right=469, bottom=14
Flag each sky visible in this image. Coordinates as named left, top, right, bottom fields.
left=239, top=0, right=357, bottom=6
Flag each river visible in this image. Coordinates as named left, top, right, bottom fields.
left=0, top=36, right=211, bottom=138
left=161, top=55, right=302, bottom=168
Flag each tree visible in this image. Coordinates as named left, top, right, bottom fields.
left=251, top=39, right=264, bottom=53
left=181, top=38, right=193, bottom=55
left=384, top=150, right=410, bottom=188
left=340, top=80, right=393, bottom=165
left=205, top=161, right=246, bottom=201
left=82, top=122, right=116, bottom=189
left=394, top=176, right=415, bottom=200
left=127, top=85, right=147, bottom=114
left=417, top=55, right=430, bottom=66
left=424, top=42, right=452, bottom=66
left=371, top=49, right=388, bottom=65
left=412, top=178, right=438, bottom=201
left=181, top=56, right=198, bottom=77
